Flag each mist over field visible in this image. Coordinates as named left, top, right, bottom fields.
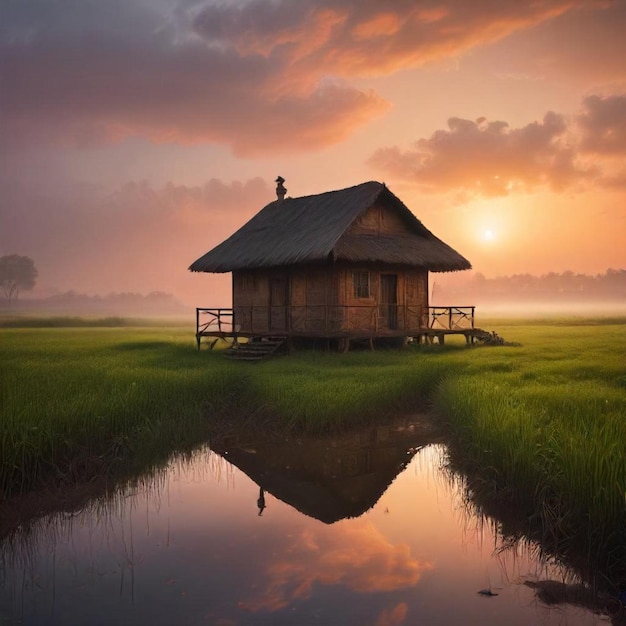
left=473, top=299, right=626, bottom=318
left=434, top=269, right=626, bottom=317
left=5, top=269, right=624, bottom=320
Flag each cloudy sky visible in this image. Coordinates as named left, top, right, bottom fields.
left=2, top=0, right=625, bottom=306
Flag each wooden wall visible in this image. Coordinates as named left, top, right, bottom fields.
left=337, top=265, right=428, bottom=332
left=347, top=202, right=408, bottom=236
left=233, top=262, right=428, bottom=336
left=232, top=269, right=270, bottom=333
left=289, top=266, right=340, bottom=333
left=234, top=266, right=339, bottom=334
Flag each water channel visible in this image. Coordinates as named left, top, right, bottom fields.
left=0, top=416, right=616, bottom=625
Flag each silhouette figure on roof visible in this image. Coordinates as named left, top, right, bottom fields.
left=257, top=487, right=266, bottom=516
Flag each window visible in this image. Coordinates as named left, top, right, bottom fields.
left=353, top=271, right=370, bottom=299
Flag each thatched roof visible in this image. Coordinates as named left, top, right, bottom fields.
left=189, top=181, right=471, bottom=273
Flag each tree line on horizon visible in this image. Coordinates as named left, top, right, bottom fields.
left=437, top=268, right=626, bottom=301
left=3, top=290, right=188, bottom=315
left=1, top=255, right=188, bottom=314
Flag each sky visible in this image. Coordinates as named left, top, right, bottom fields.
left=1, top=0, right=626, bottom=307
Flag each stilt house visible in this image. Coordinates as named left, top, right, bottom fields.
left=189, top=179, right=472, bottom=349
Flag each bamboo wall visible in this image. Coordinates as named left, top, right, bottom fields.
left=233, top=264, right=428, bottom=336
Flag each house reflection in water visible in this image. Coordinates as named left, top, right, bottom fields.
left=208, top=416, right=443, bottom=524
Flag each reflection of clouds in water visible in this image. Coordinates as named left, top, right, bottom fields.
left=239, top=520, right=432, bottom=612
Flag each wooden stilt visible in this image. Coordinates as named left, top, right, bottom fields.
left=338, top=337, right=351, bottom=353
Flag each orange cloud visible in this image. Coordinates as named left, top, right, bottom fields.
left=1, top=4, right=386, bottom=155
left=192, top=0, right=591, bottom=78
left=369, top=111, right=592, bottom=197
left=469, top=1, right=624, bottom=87
left=352, top=13, right=403, bottom=40
left=578, top=94, right=626, bottom=155
left=1, top=0, right=600, bottom=155
left=238, top=521, right=432, bottom=613
left=370, top=92, right=626, bottom=195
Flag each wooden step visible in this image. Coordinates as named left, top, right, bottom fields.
left=223, top=337, right=286, bottom=361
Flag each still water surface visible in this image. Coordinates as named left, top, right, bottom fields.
left=0, top=417, right=609, bottom=625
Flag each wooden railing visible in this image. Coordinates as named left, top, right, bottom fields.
left=196, top=305, right=475, bottom=338
left=195, top=308, right=240, bottom=349
left=428, top=306, right=475, bottom=330
left=196, top=308, right=236, bottom=334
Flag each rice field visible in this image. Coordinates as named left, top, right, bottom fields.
left=1, top=316, right=625, bottom=579
left=0, top=327, right=240, bottom=497
left=433, top=319, right=626, bottom=581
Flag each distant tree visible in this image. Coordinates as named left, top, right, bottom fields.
left=0, top=255, right=38, bottom=306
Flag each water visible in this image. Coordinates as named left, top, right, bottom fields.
left=0, top=417, right=612, bottom=625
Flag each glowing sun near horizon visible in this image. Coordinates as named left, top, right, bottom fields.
left=483, top=229, right=496, bottom=241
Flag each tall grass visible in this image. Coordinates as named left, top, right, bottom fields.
left=0, top=328, right=462, bottom=495
left=1, top=319, right=625, bottom=582
left=248, top=349, right=456, bottom=432
left=0, top=328, right=243, bottom=497
left=434, top=320, right=626, bottom=580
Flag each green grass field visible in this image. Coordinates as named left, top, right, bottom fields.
left=433, top=320, right=626, bottom=580
left=0, top=327, right=241, bottom=496
left=1, top=316, right=625, bottom=579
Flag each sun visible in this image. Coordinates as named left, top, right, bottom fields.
left=483, top=229, right=495, bottom=241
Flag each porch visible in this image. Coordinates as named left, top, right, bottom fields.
left=195, top=305, right=482, bottom=351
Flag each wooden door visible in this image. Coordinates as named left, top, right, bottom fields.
left=269, top=273, right=288, bottom=333
left=380, top=274, right=398, bottom=330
